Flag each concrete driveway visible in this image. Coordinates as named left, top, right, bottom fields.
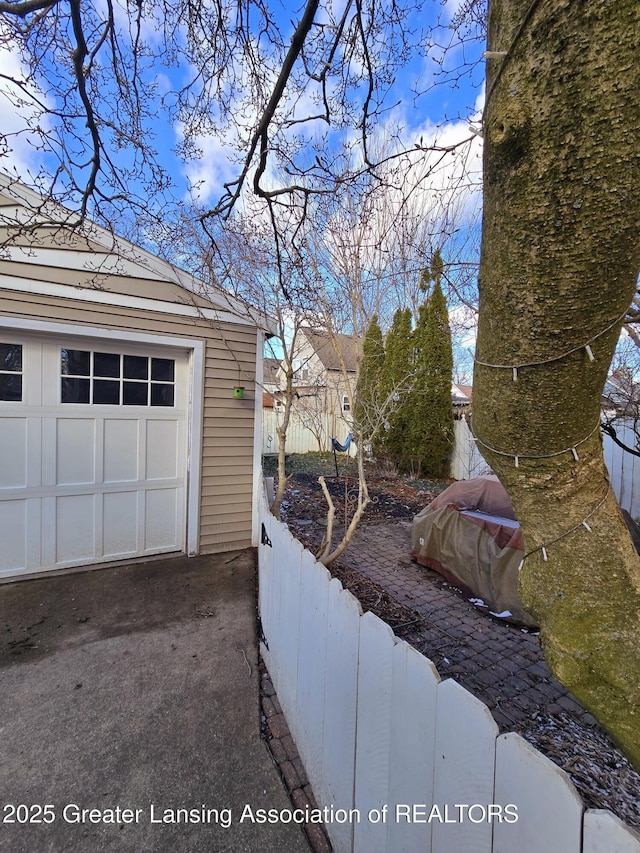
left=0, top=552, right=310, bottom=853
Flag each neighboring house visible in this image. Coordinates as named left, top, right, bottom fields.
left=452, top=382, right=472, bottom=417
left=0, top=175, right=271, bottom=580
left=263, top=332, right=475, bottom=454
left=261, top=327, right=359, bottom=454
left=262, top=357, right=281, bottom=409
left=282, top=327, right=360, bottom=418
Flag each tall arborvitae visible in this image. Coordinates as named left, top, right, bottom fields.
left=378, top=307, right=413, bottom=461
left=408, top=253, right=454, bottom=477
left=354, top=315, right=385, bottom=442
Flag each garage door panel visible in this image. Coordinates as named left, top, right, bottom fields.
left=56, top=494, right=96, bottom=563
left=0, top=338, right=188, bottom=577
left=145, top=488, right=179, bottom=551
left=104, top=419, right=139, bottom=482
left=56, top=419, right=96, bottom=485
left=0, top=500, right=27, bottom=573
left=0, top=418, right=27, bottom=488
left=146, top=419, right=178, bottom=480
left=103, top=491, right=138, bottom=558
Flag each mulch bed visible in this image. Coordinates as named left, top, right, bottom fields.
left=275, top=467, right=640, bottom=830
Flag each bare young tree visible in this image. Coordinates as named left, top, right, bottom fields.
left=168, top=207, right=323, bottom=517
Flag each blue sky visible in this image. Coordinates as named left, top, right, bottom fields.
left=0, top=0, right=485, bottom=376
left=0, top=0, right=485, bottom=210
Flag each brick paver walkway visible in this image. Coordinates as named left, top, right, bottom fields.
left=345, top=519, right=598, bottom=732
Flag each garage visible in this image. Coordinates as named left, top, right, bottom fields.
left=0, top=333, right=190, bottom=577
left=0, top=175, right=270, bottom=580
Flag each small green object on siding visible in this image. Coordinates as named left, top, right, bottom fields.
left=233, top=386, right=245, bottom=399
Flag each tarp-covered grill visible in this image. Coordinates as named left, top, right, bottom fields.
left=411, top=476, right=537, bottom=627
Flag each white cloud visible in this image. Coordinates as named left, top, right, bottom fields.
left=0, top=37, right=51, bottom=178
left=177, top=125, right=244, bottom=205
left=442, top=0, right=468, bottom=21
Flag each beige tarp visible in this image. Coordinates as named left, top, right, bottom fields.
left=411, top=477, right=537, bottom=627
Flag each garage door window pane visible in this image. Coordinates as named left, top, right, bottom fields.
left=93, top=379, right=120, bottom=405
left=151, top=383, right=174, bottom=407
left=61, top=349, right=90, bottom=376
left=94, top=352, right=120, bottom=378
left=0, top=373, right=22, bottom=401
left=58, top=348, right=175, bottom=407
left=123, top=355, right=148, bottom=380
left=151, top=358, right=174, bottom=382
left=61, top=377, right=90, bottom=403
left=0, top=343, right=22, bottom=372
left=123, top=382, right=148, bottom=405
left=0, top=344, right=22, bottom=401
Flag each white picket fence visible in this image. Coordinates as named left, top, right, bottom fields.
left=603, top=419, right=640, bottom=519
left=450, top=417, right=493, bottom=480
left=258, top=488, right=640, bottom=853
left=263, top=409, right=356, bottom=456
left=453, top=416, right=640, bottom=518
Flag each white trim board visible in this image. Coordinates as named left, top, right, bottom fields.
left=3, top=246, right=169, bottom=281
left=252, top=328, right=266, bottom=547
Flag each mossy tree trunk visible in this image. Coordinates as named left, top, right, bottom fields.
left=474, top=0, right=640, bottom=767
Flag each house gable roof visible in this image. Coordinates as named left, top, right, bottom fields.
left=301, top=328, right=359, bottom=373
left=0, top=174, right=273, bottom=331
left=263, top=357, right=281, bottom=385
left=453, top=383, right=473, bottom=404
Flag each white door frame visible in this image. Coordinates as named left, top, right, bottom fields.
left=0, top=316, right=204, bottom=557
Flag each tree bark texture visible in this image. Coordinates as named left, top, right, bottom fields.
left=474, top=0, right=640, bottom=767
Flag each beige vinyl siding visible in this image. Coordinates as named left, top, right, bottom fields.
left=0, top=258, right=222, bottom=309
left=0, top=228, right=107, bottom=254
left=0, top=286, right=258, bottom=555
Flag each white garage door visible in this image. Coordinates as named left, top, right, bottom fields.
left=0, top=334, right=189, bottom=578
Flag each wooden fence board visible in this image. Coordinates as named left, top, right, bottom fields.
left=493, top=733, right=582, bottom=853
left=265, top=510, right=286, bottom=698
left=431, top=678, right=498, bottom=853
left=386, top=642, right=441, bottom=853
left=261, top=508, right=283, bottom=692
left=273, top=531, right=303, bottom=729
left=320, top=580, right=363, bottom=853
left=295, top=553, right=331, bottom=795
left=583, top=810, right=640, bottom=853
left=353, top=612, right=397, bottom=853
left=258, top=502, right=275, bottom=675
